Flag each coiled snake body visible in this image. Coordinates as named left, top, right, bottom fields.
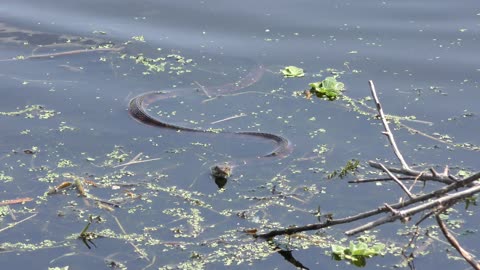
left=128, top=91, right=292, bottom=158
left=128, top=66, right=291, bottom=184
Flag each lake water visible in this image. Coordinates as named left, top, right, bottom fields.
left=0, top=1, right=479, bottom=269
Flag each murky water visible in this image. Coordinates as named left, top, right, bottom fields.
left=0, top=1, right=479, bottom=269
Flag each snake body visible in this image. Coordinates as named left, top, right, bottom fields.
left=129, top=91, right=292, bottom=158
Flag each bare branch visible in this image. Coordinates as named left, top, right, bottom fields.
left=436, top=215, right=480, bottom=269
left=256, top=171, right=480, bottom=239
left=368, top=161, right=455, bottom=184
left=369, top=80, right=410, bottom=171
left=349, top=176, right=416, bottom=184
left=345, top=184, right=480, bottom=235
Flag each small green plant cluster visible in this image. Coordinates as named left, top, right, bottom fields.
left=281, top=66, right=305, bottom=77
left=331, top=241, right=386, bottom=267
left=328, top=159, right=359, bottom=179
left=309, top=76, right=345, bottom=100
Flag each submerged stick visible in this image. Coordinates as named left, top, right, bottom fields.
left=117, top=152, right=143, bottom=170
left=113, top=215, right=150, bottom=261
left=0, top=46, right=124, bottom=61
left=0, top=213, right=37, bottom=234
left=210, top=113, right=246, bottom=124
left=113, top=156, right=163, bottom=168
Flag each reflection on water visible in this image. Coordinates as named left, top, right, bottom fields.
left=0, top=0, right=479, bottom=269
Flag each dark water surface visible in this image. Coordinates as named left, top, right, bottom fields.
left=0, top=1, right=479, bottom=269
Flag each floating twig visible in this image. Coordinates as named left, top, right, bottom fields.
left=0, top=213, right=37, bottom=234
left=194, top=81, right=212, bottom=98
left=210, top=113, right=246, bottom=124
left=117, top=152, right=143, bottom=170
left=0, top=197, right=33, bottom=206
left=0, top=46, right=124, bottom=62
left=113, top=215, right=150, bottom=261
left=113, top=156, right=163, bottom=168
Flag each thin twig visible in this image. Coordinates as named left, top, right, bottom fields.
left=210, top=113, right=246, bottom=124
left=194, top=81, right=212, bottom=98
left=379, top=163, right=415, bottom=199
left=1, top=46, right=124, bottom=61
left=141, top=255, right=157, bottom=270
left=369, top=161, right=455, bottom=184
left=398, top=122, right=463, bottom=149
left=113, top=156, right=162, bottom=168
left=0, top=213, right=37, bottom=233
left=113, top=215, right=150, bottom=261
left=349, top=176, right=417, bottom=183
left=201, top=91, right=288, bottom=104
left=436, top=215, right=480, bottom=269
left=407, top=170, right=427, bottom=193
left=118, top=152, right=143, bottom=170
left=7, top=206, right=16, bottom=221
left=369, top=80, right=410, bottom=170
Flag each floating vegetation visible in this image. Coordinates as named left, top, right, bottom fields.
left=57, top=159, right=76, bottom=168
left=308, top=76, right=345, bottom=101
left=0, top=239, right=69, bottom=253
left=281, top=65, right=304, bottom=78
left=331, top=240, right=386, bottom=267
left=0, top=105, right=57, bottom=119
left=328, top=159, right=360, bottom=179
left=58, top=122, right=76, bottom=132
left=127, top=52, right=194, bottom=75
left=0, top=171, right=14, bottom=182
left=163, top=207, right=204, bottom=238
left=104, top=146, right=130, bottom=166
left=131, top=35, right=146, bottom=42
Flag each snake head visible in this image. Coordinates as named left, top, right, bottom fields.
left=211, top=163, right=233, bottom=189
left=211, top=163, right=232, bottom=179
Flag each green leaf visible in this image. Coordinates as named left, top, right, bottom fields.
left=309, top=76, right=345, bottom=100
left=350, top=242, right=368, bottom=255
left=330, top=240, right=385, bottom=266
left=331, top=244, right=346, bottom=255
left=281, top=66, right=305, bottom=78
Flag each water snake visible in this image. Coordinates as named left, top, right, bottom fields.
left=128, top=66, right=292, bottom=180
left=129, top=90, right=292, bottom=158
